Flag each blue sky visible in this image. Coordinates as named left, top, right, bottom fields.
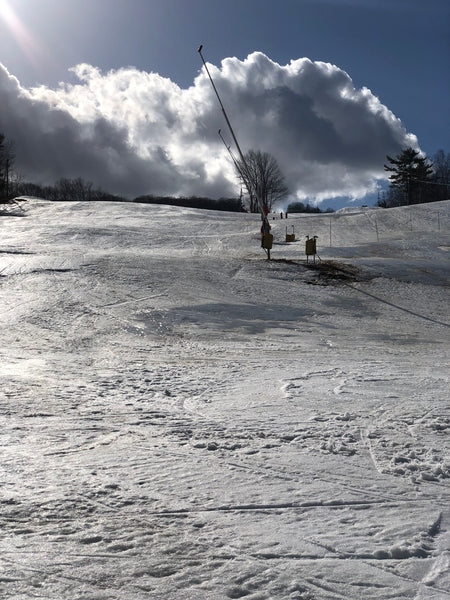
left=0, top=0, right=449, bottom=206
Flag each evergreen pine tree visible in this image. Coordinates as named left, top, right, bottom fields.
left=384, top=147, right=433, bottom=205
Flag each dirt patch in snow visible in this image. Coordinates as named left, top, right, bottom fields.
left=271, top=258, right=369, bottom=285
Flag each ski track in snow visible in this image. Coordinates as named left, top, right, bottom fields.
left=0, top=199, right=449, bottom=599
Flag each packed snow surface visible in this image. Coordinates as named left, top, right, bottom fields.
left=1, top=199, right=449, bottom=600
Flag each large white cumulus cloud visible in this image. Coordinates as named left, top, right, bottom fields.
left=0, top=52, right=418, bottom=202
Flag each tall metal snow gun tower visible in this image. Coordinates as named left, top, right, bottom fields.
left=197, top=45, right=273, bottom=259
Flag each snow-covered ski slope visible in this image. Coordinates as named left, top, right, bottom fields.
left=1, top=199, right=449, bottom=600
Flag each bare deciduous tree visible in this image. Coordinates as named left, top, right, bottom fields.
left=0, top=133, right=16, bottom=201
left=235, top=150, right=288, bottom=213
left=55, top=177, right=94, bottom=202
left=432, top=149, right=450, bottom=201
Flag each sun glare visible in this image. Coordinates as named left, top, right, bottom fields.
left=0, top=0, right=46, bottom=66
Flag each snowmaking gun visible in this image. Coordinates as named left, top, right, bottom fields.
left=198, top=45, right=273, bottom=259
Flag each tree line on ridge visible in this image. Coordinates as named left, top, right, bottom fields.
left=1, top=132, right=448, bottom=211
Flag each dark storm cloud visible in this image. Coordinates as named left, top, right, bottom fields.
left=0, top=64, right=181, bottom=197
left=0, top=54, right=418, bottom=201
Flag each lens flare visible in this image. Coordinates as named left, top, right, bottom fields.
left=0, top=0, right=47, bottom=67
